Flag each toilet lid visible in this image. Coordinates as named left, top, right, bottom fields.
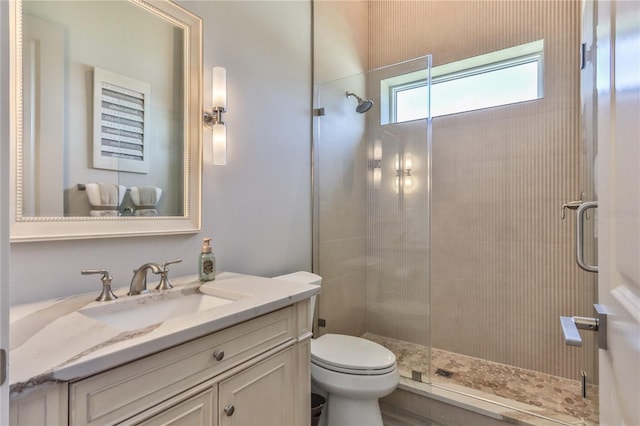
left=311, top=334, right=396, bottom=375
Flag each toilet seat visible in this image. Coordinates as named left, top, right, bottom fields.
left=311, top=334, right=396, bottom=376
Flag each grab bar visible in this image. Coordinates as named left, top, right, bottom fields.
left=576, top=201, right=598, bottom=272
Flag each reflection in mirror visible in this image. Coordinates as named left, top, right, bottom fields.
left=10, top=0, right=202, bottom=241
left=22, top=0, right=183, bottom=217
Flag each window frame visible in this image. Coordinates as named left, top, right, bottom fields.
left=382, top=40, right=544, bottom=124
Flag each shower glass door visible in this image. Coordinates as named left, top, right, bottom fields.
left=313, top=56, right=432, bottom=383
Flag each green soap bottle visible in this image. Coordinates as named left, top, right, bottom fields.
left=199, top=237, right=216, bottom=281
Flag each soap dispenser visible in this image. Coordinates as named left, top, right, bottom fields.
left=199, top=237, right=216, bottom=281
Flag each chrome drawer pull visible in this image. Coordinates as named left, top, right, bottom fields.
left=213, top=350, right=225, bottom=361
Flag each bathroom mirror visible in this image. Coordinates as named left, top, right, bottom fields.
left=9, top=0, right=202, bottom=242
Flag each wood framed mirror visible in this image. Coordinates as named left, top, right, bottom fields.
left=9, top=0, right=202, bottom=242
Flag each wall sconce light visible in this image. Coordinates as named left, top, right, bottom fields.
left=204, top=67, right=227, bottom=165
left=395, top=152, right=414, bottom=193
left=370, top=139, right=382, bottom=189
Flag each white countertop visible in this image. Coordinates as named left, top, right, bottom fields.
left=9, top=272, right=319, bottom=396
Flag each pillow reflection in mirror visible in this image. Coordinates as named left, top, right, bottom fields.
left=130, top=186, right=162, bottom=216
left=85, top=183, right=126, bottom=217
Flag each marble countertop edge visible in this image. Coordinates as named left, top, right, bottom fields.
left=9, top=272, right=319, bottom=396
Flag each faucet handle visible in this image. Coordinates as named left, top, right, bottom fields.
left=161, top=258, right=182, bottom=269
left=81, top=269, right=118, bottom=302
left=156, top=259, right=182, bottom=291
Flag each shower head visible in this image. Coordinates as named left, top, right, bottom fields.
left=346, top=91, right=374, bottom=113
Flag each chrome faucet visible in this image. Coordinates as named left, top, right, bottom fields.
left=155, top=259, right=182, bottom=290
left=129, top=263, right=163, bottom=295
left=128, top=259, right=183, bottom=295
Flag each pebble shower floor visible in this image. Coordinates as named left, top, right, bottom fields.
left=365, top=334, right=598, bottom=425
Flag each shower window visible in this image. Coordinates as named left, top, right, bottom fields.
left=382, top=39, right=544, bottom=123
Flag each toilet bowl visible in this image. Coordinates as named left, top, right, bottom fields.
left=274, top=272, right=399, bottom=426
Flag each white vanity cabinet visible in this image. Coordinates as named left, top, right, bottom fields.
left=10, top=301, right=312, bottom=426
left=9, top=383, right=69, bottom=426
left=217, top=346, right=295, bottom=426
left=128, top=346, right=295, bottom=426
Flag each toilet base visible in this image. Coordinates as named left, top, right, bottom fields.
left=311, top=362, right=398, bottom=426
left=326, top=395, right=384, bottom=426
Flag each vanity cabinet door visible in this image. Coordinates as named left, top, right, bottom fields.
left=218, top=346, right=295, bottom=426
left=123, top=380, right=217, bottom=426
left=69, top=307, right=295, bottom=425
left=9, top=383, right=68, bottom=426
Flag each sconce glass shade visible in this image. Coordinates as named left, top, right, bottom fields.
left=374, top=140, right=382, bottom=160
left=404, top=153, right=413, bottom=170
left=372, top=139, right=382, bottom=189
left=373, top=168, right=382, bottom=189
left=212, top=67, right=227, bottom=109
left=212, top=123, right=227, bottom=165
left=404, top=175, right=413, bottom=192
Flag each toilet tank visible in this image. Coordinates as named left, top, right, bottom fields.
left=273, top=271, right=322, bottom=334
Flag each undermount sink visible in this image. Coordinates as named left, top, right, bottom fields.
left=79, top=288, right=246, bottom=332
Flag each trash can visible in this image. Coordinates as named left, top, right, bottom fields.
left=311, top=393, right=326, bottom=426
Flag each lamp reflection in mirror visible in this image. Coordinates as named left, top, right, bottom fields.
left=204, top=67, right=227, bottom=165
left=395, top=152, right=413, bottom=194
left=371, top=139, right=382, bottom=189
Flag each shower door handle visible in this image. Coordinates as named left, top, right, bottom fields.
left=560, top=304, right=608, bottom=349
left=576, top=201, right=598, bottom=272
left=560, top=316, right=596, bottom=346
left=561, top=199, right=583, bottom=219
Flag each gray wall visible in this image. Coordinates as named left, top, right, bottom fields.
left=7, top=1, right=312, bottom=305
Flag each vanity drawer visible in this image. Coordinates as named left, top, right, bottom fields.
left=69, top=306, right=295, bottom=426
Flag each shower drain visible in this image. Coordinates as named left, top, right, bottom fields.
left=435, top=368, right=454, bottom=378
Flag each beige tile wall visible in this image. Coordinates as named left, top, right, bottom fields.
left=365, top=97, right=431, bottom=346
left=367, top=0, right=598, bottom=381
left=313, top=1, right=370, bottom=337
left=314, top=0, right=597, bottom=382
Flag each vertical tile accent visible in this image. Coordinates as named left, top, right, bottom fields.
left=366, top=113, right=431, bottom=347
left=368, top=1, right=594, bottom=382
left=313, top=2, right=371, bottom=339
left=315, top=75, right=370, bottom=338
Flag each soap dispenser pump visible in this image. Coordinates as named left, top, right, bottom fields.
left=199, top=237, right=216, bottom=281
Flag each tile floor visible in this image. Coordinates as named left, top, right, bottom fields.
left=380, top=403, right=441, bottom=426
left=365, top=333, right=599, bottom=425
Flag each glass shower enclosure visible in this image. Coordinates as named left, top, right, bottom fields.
left=313, top=55, right=433, bottom=382
left=314, top=50, right=598, bottom=424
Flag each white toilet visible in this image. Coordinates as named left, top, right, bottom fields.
left=274, top=272, right=399, bottom=426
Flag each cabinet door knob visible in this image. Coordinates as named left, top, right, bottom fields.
left=224, top=404, right=235, bottom=416
left=213, top=350, right=225, bottom=361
